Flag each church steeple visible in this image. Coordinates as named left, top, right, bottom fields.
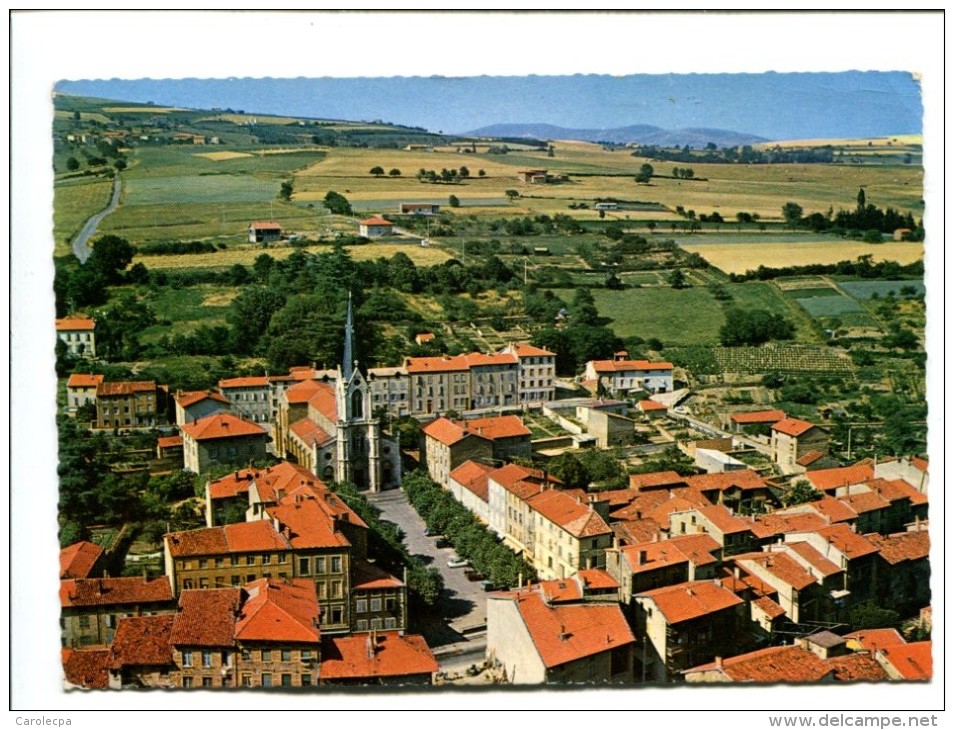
left=342, top=291, right=356, bottom=380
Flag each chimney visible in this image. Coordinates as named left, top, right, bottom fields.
left=518, top=572, right=523, bottom=589
left=638, top=549, right=648, bottom=566
left=686, top=587, right=694, bottom=596
left=715, top=656, right=723, bottom=670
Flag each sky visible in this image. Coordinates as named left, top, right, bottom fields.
left=55, top=71, right=923, bottom=141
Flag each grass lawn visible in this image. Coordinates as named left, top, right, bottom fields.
left=590, top=287, right=726, bottom=346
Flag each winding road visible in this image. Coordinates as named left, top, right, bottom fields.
left=72, top=174, right=122, bottom=263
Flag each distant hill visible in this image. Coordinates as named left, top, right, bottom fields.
left=465, top=123, right=769, bottom=148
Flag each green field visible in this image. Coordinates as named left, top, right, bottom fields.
left=837, top=280, right=925, bottom=299
left=797, top=295, right=864, bottom=317
left=590, top=287, right=726, bottom=345
left=52, top=176, right=115, bottom=256
left=136, top=285, right=234, bottom=341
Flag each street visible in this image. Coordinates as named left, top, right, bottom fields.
left=72, top=173, right=122, bottom=262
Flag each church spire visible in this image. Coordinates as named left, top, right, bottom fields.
left=342, top=291, right=356, bottom=380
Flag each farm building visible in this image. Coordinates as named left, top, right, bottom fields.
left=595, top=202, right=619, bottom=211
left=517, top=169, right=548, bottom=184
left=358, top=216, right=394, bottom=238
left=399, top=203, right=440, bottom=215
left=584, top=358, right=674, bottom=395
left=770, top=418, right=830, bottom=475
left=247, top=221, right=283, bottom=243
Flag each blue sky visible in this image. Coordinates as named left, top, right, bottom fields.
left=55, top=71, right=922, bottom=142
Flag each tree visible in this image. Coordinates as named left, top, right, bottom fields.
left=478, top=169, right=486, bottom=177
left=547, top=452, right=589, bottom=489
left=323, top=190, right=352, bottom=216
left=458, top=166, right=470, bottom=178
left=388, top=168, right=401, bottom=177
left=782, top=201, right=804, bottom=228
left=719, top=308, right=795, bottom=346
left=505, top=189, right=520, bottom=202
left=369, top=166, right=385, bottom=176
left=88, top=235, right=134, bottom=284
left=66, top=156, right=80, bottom=171
left=279, top=181, right=294, bottom=200
left=782, top=480, right=822, bottom=506
left=448, top=194, right=460, bottom=208
left=227, top=286, right=287, bottom=354
left=857, top=186, right=866, bottom=210
left=668, top=269, right=686, bottom=289
left=114, top=158, right=127, bottom=171
left=635, top=163, right=654, bottom=183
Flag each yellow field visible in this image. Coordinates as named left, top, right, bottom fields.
left=201, top=291, right=239, bottom=306
left=194, top=151, right=254, bottom=161
left=761, top=135, right=922, bottom=149
left=134, top=241, right=453, bottom=270
left=102, top=106, right=180, bottom=113
left=680, top=241, right=924, bottom=274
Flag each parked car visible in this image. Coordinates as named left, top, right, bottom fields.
left=447, top=555, right=469, bottom=569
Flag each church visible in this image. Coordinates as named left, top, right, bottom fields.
left=275, top=294, right=402, bottom=491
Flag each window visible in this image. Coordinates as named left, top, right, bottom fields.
left=298, top=557, right=310, bottom=575
left=370, top=598, right=383, bottom=612
left=198, top=559, right=208, bottom=569
left=78, top=615, right=90, bottom=629
left=182, top=677, right=193, bottom=688
left=202, top=677, right=213, bottom=688
left=331, top=581, right=343, bottom=598
left=385, top=617, right=397, bottom=629
left=301, top=674, right=312, bottom=687
left=215, top=557, right=224, bottom=568
left=261, top=674, right=272, bottom=688
left=278, top=553, right=287, bottom=564
left=317, top=582, right=327, bottom=599
left=281, top=649, right=292, bottom=662
left=199, top=578, right=209, bottom=588
left=371, top=618, right=384, bottom=630
left=202, top=651, right=213, bottom=668
left=230, top=555, right=239, bottom=566
left=356, top=599, right=368, bottom=614
left=331, top=556, right=342, bottom=573
left=241, top=649, right=251, bottom=662
left=330, top=607, right=343, bottom=624
left=356, top=619, right=369, bottom=632
left=182, top=651, right=193, bottom=667
left=231, top=575, right=241, bottom=587
left=262, top=555, right=271, bottom=565
left=281, top=674, right=292, bottom=687
left=262, top=650, right=271, bottom=662
left=246, top=555, right=255, bottom=566
left=385, top=597, right=396, bottom=613
left=183, top=579, right=194, bottom=590
left=241, top=675, right=252, bottom=687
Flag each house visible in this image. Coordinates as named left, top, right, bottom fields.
left=498, top=343, right=557, bottom=403
left=486, top=586, right=635, bottom=684
left=95, top=380, right=163, bottom=430
left=106, top=615, right=177, bottom=689
left=634, top=579, right=746, bottom=682
left=173, top=389, right=230, bottom=426
left=465, top=414, right=532, bottom=460
left=447, top=460, right=495, bottom=524
left=683, top=645, right=834, bottom=683
left=247, top=221, right=282, bottom=243
left=56, top=314, right=96, bottom=358
left=399, top=202, right=440, bottom=215
left=218, top=376, right=272, bottom=425
left=517, top=169, right=548, bottom=184
left=404, top=355, right=472, bottom=415
left=527, top=489, right=614, bottom=580
left=770, top=418, right=830, bottom=474
left=65, top=373, right=104, bottom=417
left=729, top=550, right=831, bottom=625
left=60, top=541, right=106, bottom=580
left=638, top=399, right=668, bottom=418
left=486, top=463, right=556, bottom=553
left=320, top=631, right=438, bottom=686
left=875, top=641, right=932, bottom=680
left=583, top=358, right=674, bottom=395
left=204, top=460, right=321, bottom=526
left=804, top=461, right=875, bottom=493
left=729, top=409, right=786, bottom=434
left=358, top=216, right=393, bottom=238
left=463, top=352, right=520, bottom=409
left=694, top=448, right=747, bottom=474
left=684, top=470, right=776, bottom=513
left=669, top=504, right=757, bottom=557
left=59, top=576, right=176, bottom=648
left=180, top=413, right=270, bottom=473
left=62, top=647, right=112, bottom=690
left=414, top=332, right=436, bottom=346
left=421, top=418, right=493, bottom=488
left=156, top=435, right=183, bottom=460
left=865, top=529, right=931, bottom=613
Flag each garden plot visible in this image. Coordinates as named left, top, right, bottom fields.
left=796, top=295, right=864, bottom=317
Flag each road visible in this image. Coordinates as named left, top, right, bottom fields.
left=368, top=488, right=489, bottom=669
left=72, top=174, right=122, bottom=263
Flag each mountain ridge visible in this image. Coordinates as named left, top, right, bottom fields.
left=463, top=123, right=770, bottom=148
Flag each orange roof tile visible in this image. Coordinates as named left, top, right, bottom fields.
left=449, top=460, right=495, bottom=502
left=249, top=220, right=281, bottom=229
left=865, top=478, right=928, bottom=506
left=320, top=632, right=438, bottom=680
left=527, top=490, right=612, bottom=538
left=610, top=490, right=678, bottom=523
left=638, top=400, right=668, bottom=411
left=750, top=512, right=830, bottom=539
left=827, top=652, right=890, bottom=682
left=686, top=469, right=766, bottom=493
left=97, top=381, right=156, bottom=397
left=733, top=552, right=817, bottom=591
left=589, top=359, right=673, bottom=373
left=60, top=577, right=174, bottom=608
left=752, top=595, right=786, bottom=620
left=864, top=530, right=930, bottom=564
left=813, top=524, right=879, bottom=559
left=771, top=418, right=820, bottom=437
left=805, top=495, right=858, bottom=524
left=175, top=389, right=230, bottom=408
left=180, top=413, right=267, bottom=441
left=62, top=647, right=111, bottom=689
left=628, top=471, right=686, bottom=491
left=405, top=354, right=471, bottom=373
left=695, top=504, right=754, bottom=534
left=841, top=490, right=891, bottom=514
left=464, top=415, right=531, bottom=440
left=352, top=559, right=404, bottom=590
left=290, top=417, right=333, bottom=448
left=56, top=315, right=96, bottom=331
left=620, top=533, right=720, bottom=574
left=66, top=373, right=104, bottom=388
left=463, top=352, right=518, bottom=368
left=157, top=435, right=183, bottom=448
left=171, top=589, right=243, bottom=646
left=359, top=216, right=393, bottom=226
left=219, top=376, right=270, bottom=389
left=307, top=384, right=338, bottom=423
left=166, top=520, right=291, bottom=557
left=508, top=343, right=555, bottom=357
left=730, top=409, right=787, bottom=424
left=796, top=450, right=827, bottom=467
left=109, top=615, right=175, bottom=669
left=284, top=378, right=328, bottom=404
left=685, top=645, right=831, bottom=682
left=910, top=456, right=928, bottom=473
left=509, top=590, right=635, bottom=668
left=844, top=628, right=907, bottom=652
left=612, top=519, right=662, bottom=546
left=537, top=578, right=584, bottom=604
left=784, top=542, right=842, bottom=578
left=267, top=495, right=355, bottom=550
left=806, top=463, right=875, bottom=491
left=59, top=541, right=104, bottom=580
left=490, top=463, right=559, bottom=493
left=880, top=641, right=932, bottom=680
left=637, top=580, right=743, bottom=624
left=577, top=568, right=619, bottom=591
left=234, top=579, right=321, bottom=644
left=422, top=417, right=472, bottom=447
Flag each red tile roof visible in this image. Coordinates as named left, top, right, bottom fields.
left=463, top=352, right=518, bottom=368
left=489, top=463, right=558, bottom=496
left=844, top=628, right=907, bottom=652
left=813, top=524, right=880, bottom=559
left=577, top=568, right=619, bottom=591
left=508, top=590, right=635, bottom=668
left=638, top=400, right=668, bottom=412
left=589, top=359, right=673, bottom=372
left=752, top=595, right=786, bottom=620
left=880, top=641, right=932, bottom=680
left=527, top=490, right=612, bottom=538
left=507, top=343, right=555, bottom=357
left=864, top=530, right=930, bottom=564
left=249, top=221, right=282, bottom=230
left=180, top=413, right=267, bottom=441
left=841, top=490, right=891, bottom=514
left=56, top=314, right=96, bottom=331
left=686, top=469, right=767, bottom=493
left=405, top=354, right=470, bottom=373
left=109, top=615, right=175, bottom=669
left=59, top=541, right=104, bottom=579
left=784, top=542, right=842, bottom=578
left=175, top=389, right=230, bottom=408
left=771, top=418, right=820, bottom=437
left=62, top=647, right=111, bottom=689
left=60, top=577, right=174, bottom=608
left=352, top=559, right=405, bottom=590
left=628, top=471, right=686, bottom=491
left=66, top=373, right=104, bottom=388
left=749, top=512, right=830, bottom=540
left=449, top=460, right=495, bottom=502
left=234, top=579, right=321, bottom=644
left=320, top=632, right=438, bottom=680
left=166, top=520, right=291, bottom=557
left=637, top=580, right=743, bottom=625
left=422, top=417, right=472, bottom=447
left=612, top=519, right=662, bottom=546
left=359, top=216, right=393, bottom=226
left=537, top=578, right=584, bottom=604
left=730, top=409, right=787, bottom=424
left=910, top=456, right=928, bottom=473
left=171, top=589, right=243, bottom=647
left=866, top=478, right=928, bottom=506
left=284, top=378, right=330, bottom=405
left=732, top=552, right=817, bottom=591
left=97, top=381, right=156, bottom=397
left=685, top=645, right=832, bottom=682
left=827, top=652, right=890, bottom=682
left=157, top=435, right=183, bottom=449
left=464, top=415, right=531, bottom=440
left=801, top=496, right=858, bottom=524
left=289, top=417, right=333, bottom=448
left=267, top=494, right=355, bottom=549
left=308, top=384, right=338, bottom=423
left=806, top=462, right=875, bottom=491
left=219, top=376, right=270, bottom=389
left=620, top=533, right=720, bottom=574
left=694, top=504, right=754, bottom=534
left=796, top=450, right=827, bottom=467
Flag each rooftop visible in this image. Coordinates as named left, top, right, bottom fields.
left=864, top=530, right=930, bottom=564
left=320, top=632, right=438, bottom=680
left=843, top=628, right=907, bottom=652
left=805, top=462, right=875, bottom=492
left=879, top=641, right=932, bottom=680
left=527, top=489, right=612, bottom=538
left=588, top=359, right=674, bottom=373
left=56, top=314, right=96, bottom=331
left=730, top=409, right=787, bottom=424
left=60, top=576, right=174, bottom=608
left=771, top=418, right=821, bottom=437
left=108, top=615, right=175, bottom=669
left=218, top=376, right=270, bottom=389
left=637, top=580, right=743, bottom=625
left=180, top=412, right=267, bottom=441
left=234, top=579, right=321, bottom=644
left=97, top=380, right=156, bottom=397
left=66, top=373, right=104, bottom=388
left=62, top=647, right=111, bottom=689
left=59, top=540, right=104, bottom=580
left=685, top=645, right=832, bottom=682
left=166, top=520, right=291, bottom=558
left=171, top=589, right=243, bottom=647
